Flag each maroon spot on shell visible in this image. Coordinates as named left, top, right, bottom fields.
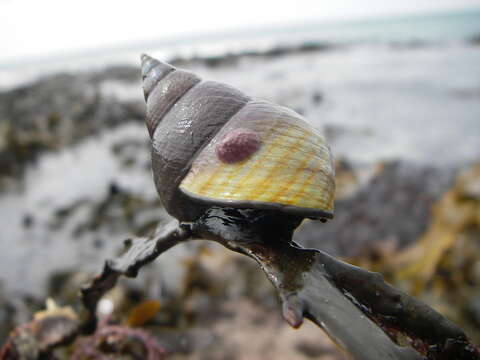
left=216, top=128, right=261, bottom=164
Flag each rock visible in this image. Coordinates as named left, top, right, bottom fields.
left=311, top=91, right=323, bottom=105
left=470, top=34, right=480, bottom=45
left=0, top=299, right=79, bottom=359
left=295, top=161, right=455, bottom=257
left=322, top=124, right=347, bottom=143
left=170, top=41, right=336, bottom=68
left=0, top=67, right=144, bottom=183
left=389, top=39, right=428, bottom=49
left=71, top=323, right=166, bottom=360
left=22, top=214, right=34, bottom=228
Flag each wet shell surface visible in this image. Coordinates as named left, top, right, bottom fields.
left=180, top=100, right=335, bottom=218
left=141, top=55, right=335, bottom=221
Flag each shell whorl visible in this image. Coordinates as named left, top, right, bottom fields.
left=141, top=55, right=251, bottom=220
left=141, top=54, right=174, bottom=99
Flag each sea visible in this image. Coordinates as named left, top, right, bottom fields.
left=1, top=8, right=480, bottom=89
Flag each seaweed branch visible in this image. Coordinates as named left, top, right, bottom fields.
left=80, top=219, right=191, bottom=333
left=77, top=208, right=479, bottom=360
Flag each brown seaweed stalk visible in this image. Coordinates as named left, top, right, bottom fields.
left=80, top=220, right=192, bottom=334
left=80, top=208, right=480, bottom=360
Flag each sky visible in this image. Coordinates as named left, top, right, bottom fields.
left=1, top=0, right=480, bottom=62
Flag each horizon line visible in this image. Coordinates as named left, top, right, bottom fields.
left=1, top=6, right=479, bottom=69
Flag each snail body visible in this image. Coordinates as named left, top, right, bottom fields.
left=141, top=55, right=335, bottom=223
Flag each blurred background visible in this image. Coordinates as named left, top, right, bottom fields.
left=1, top=1, right=480, bottom=359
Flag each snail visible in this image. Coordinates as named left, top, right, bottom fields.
left=141, top=54, right=335, bottom=229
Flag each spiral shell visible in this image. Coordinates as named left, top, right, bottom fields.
left=141, top=55, right=335, bottom=222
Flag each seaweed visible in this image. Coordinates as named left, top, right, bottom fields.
left=79, top=207, right=479, bottom=360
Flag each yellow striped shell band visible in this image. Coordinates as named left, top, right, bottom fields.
left=179, top=100, right=335, bottom=217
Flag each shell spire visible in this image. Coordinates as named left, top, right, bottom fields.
left=141, top=54, right=176, bottom=102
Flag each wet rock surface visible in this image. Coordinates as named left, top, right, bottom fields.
left=170, top=41, right=337, bottom=69
left=0, top=69, right=144, bottom=183
left=296, top=161, right=456, bottom=257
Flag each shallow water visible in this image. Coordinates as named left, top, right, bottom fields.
left=0, top=124, right=186, bottom=298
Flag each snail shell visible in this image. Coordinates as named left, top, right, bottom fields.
left=141, top=55, right=335, bottom=222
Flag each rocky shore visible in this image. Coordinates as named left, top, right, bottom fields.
left=1, top=47, right=479, bottom=358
